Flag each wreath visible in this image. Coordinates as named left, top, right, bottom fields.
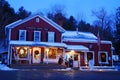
left=34, top=50, right=39, bottom=60
left=18, top=47, right=27, bottom=58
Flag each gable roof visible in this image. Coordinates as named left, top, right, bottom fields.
left=6, top=13, right=66, bottom=33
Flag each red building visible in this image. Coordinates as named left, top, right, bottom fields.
left=5, top=14, right=113, bottom=68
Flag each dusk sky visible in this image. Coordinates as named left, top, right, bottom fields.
left=7, top=0, right=120, bottom=24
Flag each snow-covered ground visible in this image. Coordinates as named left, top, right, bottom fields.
left=0, top=61, right=17, bottom=71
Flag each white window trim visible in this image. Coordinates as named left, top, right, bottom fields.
left=98, top=51, right=109, bottom=64
left=34, top=31, right=41, bottom=42
left=48, top=32, right=55, bottom=42
left=19, top=30, right=26, bottom=41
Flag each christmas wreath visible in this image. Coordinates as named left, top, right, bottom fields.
left=18, top=47, right=27, bottom=58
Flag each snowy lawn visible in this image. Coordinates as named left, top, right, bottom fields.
left=0, top=61, right=17, bottom=71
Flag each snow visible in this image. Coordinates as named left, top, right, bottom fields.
left=53, top=68, right=72, bottom=71
left=89, top=59, right=94, bottom=70
left=67, top=45, right=89, bottom=51
left=0, top=40, right=7, bottom=54
left=0, top=61, right=17, bottom=71
left=62, top=31, right=112, bottom=44
left=10, top=40, right=67, bottom=48
left=62, top=31, right=97, bottom=39
left=63, top=38, right=112, bottom=44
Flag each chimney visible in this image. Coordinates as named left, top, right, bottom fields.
left=58, top=19, right=63, bottom=27
left=76, top=27, right=79, bottom=34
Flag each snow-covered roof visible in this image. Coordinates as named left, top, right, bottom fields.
left=10, top=41, right=67, bottom=48
left=62, top=31, right=112, bottom=44
left=62, top=31, right=97, bottom=40
left=67, top=45, right=89, bottom=51
left=5, top=13, right=66, bottom=33
left=63, top=38, right=112, bottom=44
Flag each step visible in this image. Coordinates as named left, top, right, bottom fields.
left=9, top=63, right=66, bottom=70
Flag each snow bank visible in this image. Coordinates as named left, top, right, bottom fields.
left=0, top=61, right=17, bottom=71
left=53, top=68, right=72, bottom=71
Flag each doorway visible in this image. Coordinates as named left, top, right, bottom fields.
left=85, top=51, right=94, bottom=66
left=32, top=47, right=41, bottom=63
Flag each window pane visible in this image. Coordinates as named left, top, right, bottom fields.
left=48, top=32, right=54, bottom=42
left=19, top=30, right=26, bottom=41
left=100, top=53, right=106, bottom=62
left=34, top=31, right=41, bottom=42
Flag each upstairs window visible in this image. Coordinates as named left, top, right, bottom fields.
left=34, top=31, right=41, bottom=42
left=19, top=30, right=26, bottom=41
left=48, top=32, right=55, bottom=42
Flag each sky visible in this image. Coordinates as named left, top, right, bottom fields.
left=6, top=0, right=120, bottom=24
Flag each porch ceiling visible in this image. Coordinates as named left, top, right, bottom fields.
left=9, top=41, right=67, bottom=48
left=66, top=45, right=89, bottom=51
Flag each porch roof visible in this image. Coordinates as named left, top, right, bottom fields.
left=66, top=45, right=89, bottom=51
left=9, top=41, right=67, bottom=48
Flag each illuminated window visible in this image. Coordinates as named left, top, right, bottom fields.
left=48, top=48, right=57, bottom=59
left=18, top=47, right=28, bottom=58
left=34, top=31, right=41, bottom=42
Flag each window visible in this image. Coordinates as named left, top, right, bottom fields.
left=17, top=47, right=28, bottom=58
left=36, top=18, right=40, bottom=23
left=34, top=31, right=41, bottom=42
left=99, top=51, right=108, bottom=64
left=19, top=30, right=26, bottom=41
left=48, top=48, right=57, bottom=59
left=48, top=32, right=55, bottom=42
left=74, top=54, right=78, bottom=61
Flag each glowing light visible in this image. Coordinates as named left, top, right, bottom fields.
left=20, top=49, right=24, bottom=55
left=71, top=50, right=74, bottom=53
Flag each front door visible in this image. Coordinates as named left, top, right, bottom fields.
left=73, top=54, right=80, bottom=67
left=32, top=47, right=41, bottom=63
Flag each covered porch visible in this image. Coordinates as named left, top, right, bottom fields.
left=7, top=41, right=67, bottom=65
left=65, top=45, right=94, bottom=68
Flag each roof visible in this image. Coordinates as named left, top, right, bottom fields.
left=62, top=31, right=97, bottom=39
left=62, top=31, right=112, bottom=44
left=5, top=13, right=66, bottom=33
left=67, top=45, right=89, bottom=51
left=63, top=38, right=112, bottom=44
left=10, top=41, right=67, bottom=48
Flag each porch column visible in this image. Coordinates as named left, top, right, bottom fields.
left=7, top=45, right=11, bottom=65
left=63, top=48, right=65, bottom=63
left=10, top=45, right=12, bottom=64
left=29, top=47, right=32, bottom=64
left=78, top=53, right=80, bottom=68
left=84, top=51, right=87, bottom=66
left=46, top=48, right=49, bottom=64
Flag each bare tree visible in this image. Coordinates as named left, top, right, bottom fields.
left=92, top=8, right=114, bottom=40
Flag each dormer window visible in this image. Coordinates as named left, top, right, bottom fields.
left=19, top=30, right=26, bottom=41
left=34, top=31, right=41, bottom=42
left=36, top=18, right=40, bottom=23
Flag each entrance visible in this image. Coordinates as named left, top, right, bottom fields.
left=73, top=53, right=80, bottom=67
left=65, top=51, right=80, bottom=67
left=32, top=47, right=41, bottom=63
left=85, top=51, right=94, bottom=66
